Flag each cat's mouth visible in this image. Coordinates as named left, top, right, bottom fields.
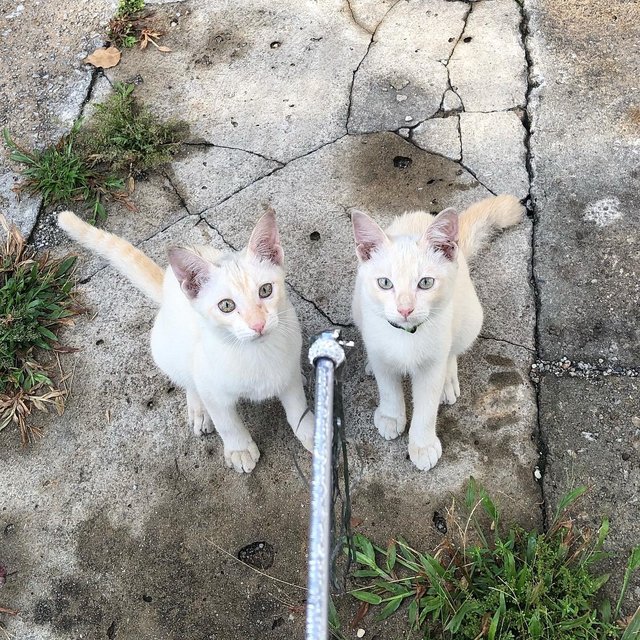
left=388, top=320, right=423, bottom=334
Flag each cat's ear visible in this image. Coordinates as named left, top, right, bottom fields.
left=168, top=247, right=211, bottom=299
left=247, top=208, right=284, bottom=266
left=423, top=207, right=459, bottom=261
left=351, top=209, right=388, bottom=262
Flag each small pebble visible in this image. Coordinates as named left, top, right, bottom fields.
left=396, top=94, right=407, bottom=102
left=357, top=630, right=365, bottom=638
left=404, top=115, right=413, bottom=122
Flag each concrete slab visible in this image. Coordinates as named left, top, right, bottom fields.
left=2, top=214, right=539, bottom=639
left=200, top=132, right=503, bottom=326
left=527, top=0, right=640, bottom=362
left=540, top=375, right=640, bottom=614
left=168, top=144, right=281, bottom=215
left=411, top=115, right=461, bottom=161
left=348, top=0, right=467, bottom=133
left=449, top=0, right=527, bottom=112
left=0, top=0, right=116, bottom=235
left=105, top=0, right=369, bottom=163
left=460, top=110, right=529, bottom=200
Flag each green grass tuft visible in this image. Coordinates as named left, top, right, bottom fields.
left=81, top=82, right=188, bottom=175
left=342, top=479, right=640, bottom=640
left=3, top=125, right=124, bottom=224
left=108, top=0, right=146, bottom=47
left=0, top=219, right=82, bottom=443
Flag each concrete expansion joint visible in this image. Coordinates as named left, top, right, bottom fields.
left=530, top=357, right=640, bottom=383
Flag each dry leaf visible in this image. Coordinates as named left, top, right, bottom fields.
left=156, top=45, right=172, bottom=53
left=84, top=46, right=121, bottom=69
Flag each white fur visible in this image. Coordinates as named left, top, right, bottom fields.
left=151, top=248, right=314, bottom=473
left=58, top=210, right=313, bottom=474
left=352, top=196, right=523, bottom=471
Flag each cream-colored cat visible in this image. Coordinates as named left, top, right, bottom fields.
left=351, top=195, right=523, bottom=471
left=58, top=210, right=314, bottom=473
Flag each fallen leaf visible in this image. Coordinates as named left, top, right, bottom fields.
left=156, top=45, right=172, bottom=52
left=84, top=46, right=121, bottom=69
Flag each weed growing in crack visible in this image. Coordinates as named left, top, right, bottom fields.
left=81, top=82, right=188, bottom=175
left=3, top=124, right=125, bottom=224
left=0, top=218, right=82, bottom=444
left=108, top=0, right=146, bottom=48
left=334, top=479, right=640, bottom=640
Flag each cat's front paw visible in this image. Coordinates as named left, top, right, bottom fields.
left=189, top=405, right=214, bottom=436
left=295, top=411, right=315, bottom=453
left=440, top=376, right=460, bottom=405
left=374, top=408, right=406, bottom=440
left=408, top=437, right=442, bottom=471
left=224, top=441, right=261, bottom=473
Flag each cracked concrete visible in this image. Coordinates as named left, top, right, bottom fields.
left=1, top=0, right=638, bottom=637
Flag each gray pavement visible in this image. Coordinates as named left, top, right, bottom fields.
left=0, top=0, right=638, bottom=638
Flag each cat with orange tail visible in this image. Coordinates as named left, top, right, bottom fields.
left=59, top=209, right=314, bottom=473
left=351, top=195, right=524, bottom=471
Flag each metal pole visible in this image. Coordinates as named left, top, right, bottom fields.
left=306, top=330, right=346, bottom=640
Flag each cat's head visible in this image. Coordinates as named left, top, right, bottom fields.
left=168, top=210, right=287, bottom=342
left=351, top=208, right=459, bottom=331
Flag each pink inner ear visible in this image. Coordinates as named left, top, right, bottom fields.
left=248, top=209, right=284, bottom=266
left=351, top=209, right=387, bottom=262
left=424, top=208, right=459, bottom=261
left=168, top=247, right=210, bottom=299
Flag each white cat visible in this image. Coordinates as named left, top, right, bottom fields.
left=351, top=195, right=523, bottom=471
left=58, top=209, right=314, bottom=473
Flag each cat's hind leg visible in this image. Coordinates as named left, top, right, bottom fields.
left=440, top=355, right=460, bottom=405
left=187, top=389, right=214, bottom=436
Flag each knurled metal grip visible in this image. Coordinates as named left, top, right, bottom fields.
left=308, top=329, right=347, bottom=368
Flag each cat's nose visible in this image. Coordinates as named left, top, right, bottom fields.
left=397, top=306, right=414, bottom=319
left=250, top=320, right=266, bottom=335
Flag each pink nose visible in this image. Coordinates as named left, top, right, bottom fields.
left=398, top=306, right=414, bottom=319
left=250, top=320, right=266, bottom=335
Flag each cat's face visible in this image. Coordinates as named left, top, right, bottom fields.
left=352, top=208, right=459, bottom=331
left=168, top=210, right=287, bottom=343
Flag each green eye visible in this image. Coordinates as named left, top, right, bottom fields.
left=259, top=283, right=273, bottom=299
left=418, top=277, right=435, bottom=290
left=218, top=299, right=236, bottom=313
left=377, top=277, right=393, bottom=290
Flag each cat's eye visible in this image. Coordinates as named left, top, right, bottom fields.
left=418, top=277, right=435, bottom=290
left=377, top=277, right=393, bottom=290
left=259, top=283, right=273, bottom=299
left=218, top=299, right=236, bottom=313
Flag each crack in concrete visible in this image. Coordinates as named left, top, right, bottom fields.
left=517, top=0, right=547, bottom=528
left=344, top=0, right=373, bottom=35
left=77, top=212, right=196, bottom=286
left=287, top=283, right=353, bottom=329
left=346, top=0, right=405, bottom=134
left=398, top=133, right=497, bottom=195
left=196, top=134, right=349, bottom=218
left=183, top=141, right=284, bottom=166
left=478, top=333, right=535, bottom=354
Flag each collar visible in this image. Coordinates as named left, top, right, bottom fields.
left=388, top=320, right=422, bottom=334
